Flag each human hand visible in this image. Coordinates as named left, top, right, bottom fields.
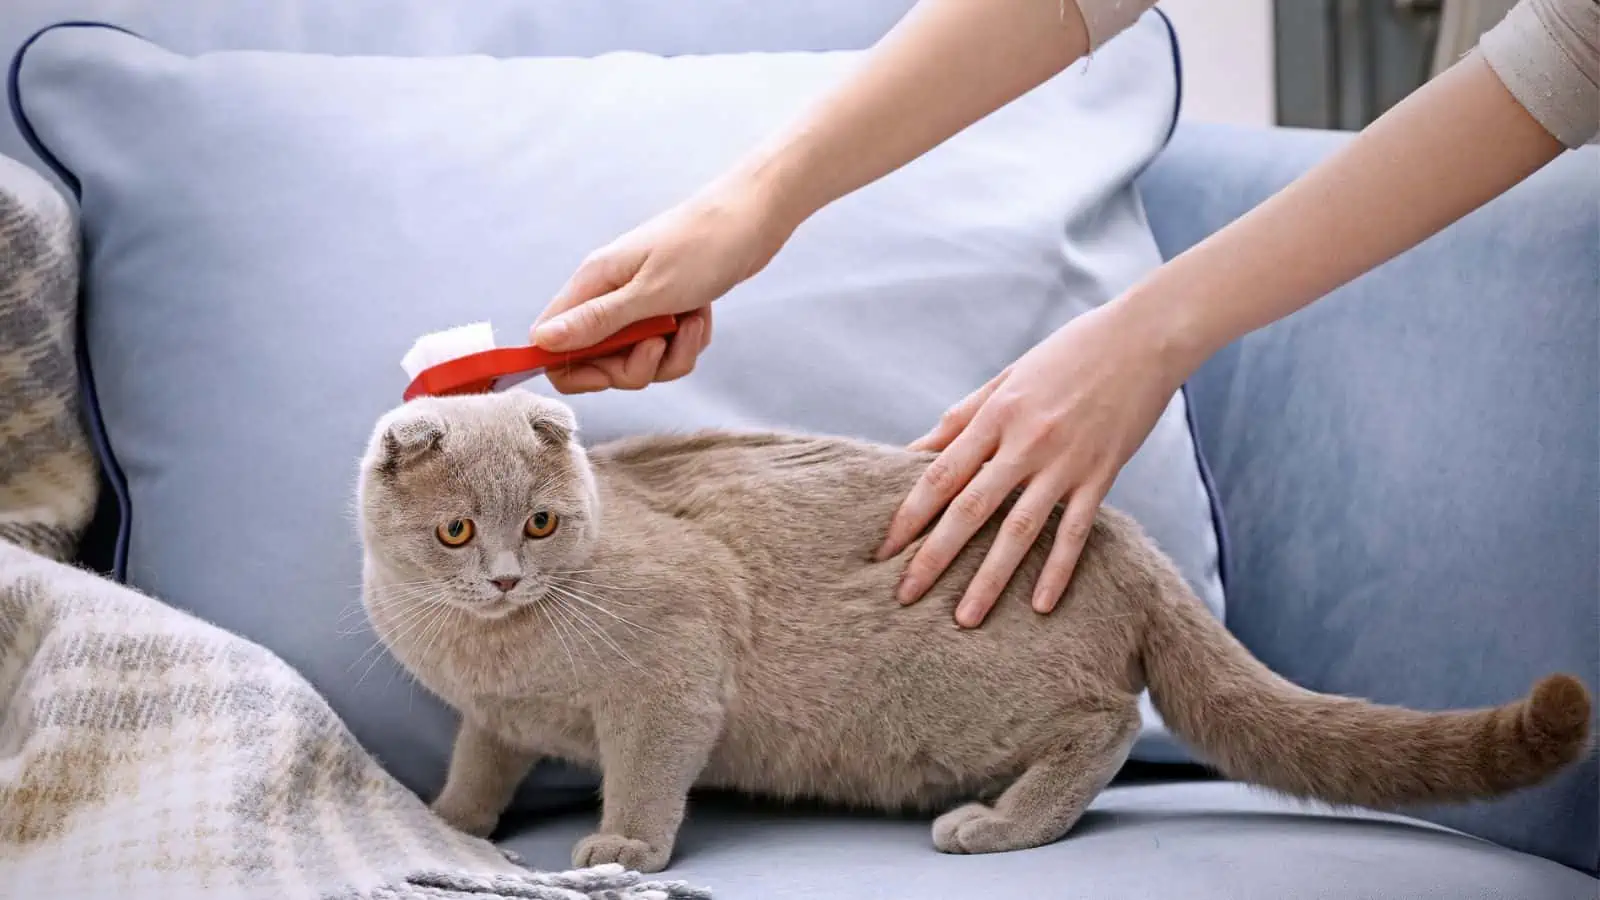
left=531, top=180, right=793, bottom=393
left=875, top=300, right=1197, bottom=628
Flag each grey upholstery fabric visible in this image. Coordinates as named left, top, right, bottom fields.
left=500, top=782, right=1600, bottom=899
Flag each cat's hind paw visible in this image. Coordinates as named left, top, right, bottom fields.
left=573, top=831, right=671, bottom=873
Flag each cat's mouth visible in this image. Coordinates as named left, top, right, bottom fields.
left=463, top=578, right=550, bottom=620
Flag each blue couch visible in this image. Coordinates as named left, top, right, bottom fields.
left=2, top=3, right=1593, bottom=897
left=478, top=122, right=1599, bottom=899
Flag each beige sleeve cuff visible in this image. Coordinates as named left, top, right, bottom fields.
left=1072, top=0, right=1160, bottom=51
left=1479, top=0, right=1600, bottom=148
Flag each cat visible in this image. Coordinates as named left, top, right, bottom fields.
left=356, top=390, right=1593, bottom=874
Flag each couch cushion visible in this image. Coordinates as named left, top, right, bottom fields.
left=8, top=12, right=1220, bottom=808
left=499, top=781, right=1600, bottom=899
left=1138, top=121, right=1599, bottom=871
left=0, top=0, right=926, bottom=180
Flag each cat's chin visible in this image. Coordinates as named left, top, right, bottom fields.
left=465, top=599, right=523, bottom=621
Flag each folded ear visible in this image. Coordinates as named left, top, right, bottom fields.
left=371, top=406, right=447, bottom=476
left=506, top=390, right=578, bottom=446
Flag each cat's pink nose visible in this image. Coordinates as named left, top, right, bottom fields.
left=490, top=576, right=521, bottom=593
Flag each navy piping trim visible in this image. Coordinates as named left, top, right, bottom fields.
left=1145, top=9, right=1228, bottom=593
left=1151, top=7, right=1183, bottom=149
left=1180, top=383, right=1231, bottom=595
left=9, top=21, right=142, bottom=582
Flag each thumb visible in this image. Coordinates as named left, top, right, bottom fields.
left=533, top=282, right=641, bottom=352
left=532, top=244, right=643, bottom=340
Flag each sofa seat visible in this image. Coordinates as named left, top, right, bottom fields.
left=500, top=780, right=1598, bottom=899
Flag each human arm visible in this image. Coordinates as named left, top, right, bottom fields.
left=530, top=0, right=1153, bottom=391
left=883, top=40, right=1577, bottom=627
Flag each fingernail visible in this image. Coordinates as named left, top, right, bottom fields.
left=897, top=578, right=922, bottom=605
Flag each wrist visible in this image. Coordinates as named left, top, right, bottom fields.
left=1106, top=273, right=1229, bottom=387
left=722, top=129, right=838, bottom=242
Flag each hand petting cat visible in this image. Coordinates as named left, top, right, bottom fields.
left=874, top=301, right=1190, bottom=627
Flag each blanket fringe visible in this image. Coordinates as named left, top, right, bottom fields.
left=366, top=863, right=713, bottom=899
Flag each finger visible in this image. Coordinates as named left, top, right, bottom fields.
left=534, top=282, right=640, bottom=352
left=876, top=422, right=998, bottom=563
left=895, top=454, right=1020, bottom=608
left=568, top=351, right=636, bottom=391
left=954, top=476, right=1067, bottom=628
left=1031, top=486, right=1105, bottom=614
left=696, top=306, right=714, bottom=352
left=612, top=336, right=668, bottom=390
left=909, top=368, right=1009, bottom=452
left=544, top=362, right=615, bottom=395
left=655, top=315, right=705, bottom=382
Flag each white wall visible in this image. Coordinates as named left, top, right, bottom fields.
left=1157, top=0, right=1275, bottom=126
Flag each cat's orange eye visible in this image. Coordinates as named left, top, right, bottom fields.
left=436, top=518, right=475, bottom=547
left=524, top=511, right=559, bottom=539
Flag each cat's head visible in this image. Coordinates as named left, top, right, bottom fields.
left=357, top=390, right=600, bottom=619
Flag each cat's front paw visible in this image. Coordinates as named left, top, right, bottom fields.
left=572, top=832, right=671, bottom=873
left=932, top=802, right=1040, bottom=854
left=430, top=794, right=500, bottom=839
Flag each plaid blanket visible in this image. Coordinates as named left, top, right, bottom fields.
left=0, top=157, right=711, bottom=899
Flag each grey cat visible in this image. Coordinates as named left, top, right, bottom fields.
left=356, top=390, right=1592, bottom=874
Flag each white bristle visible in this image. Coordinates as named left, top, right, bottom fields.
left=401, top=321, right=498, bottom=380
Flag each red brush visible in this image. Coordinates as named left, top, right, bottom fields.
left=399, top=315, right=679, bottom=401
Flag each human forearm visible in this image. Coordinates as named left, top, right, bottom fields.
left=735, top=0, right=1150, bottom=236
left=1126, top=52, right=1566, bottom=373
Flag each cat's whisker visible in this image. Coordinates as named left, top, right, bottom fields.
left=548, top=577, right=655, bottom=603
left=549, top=570, right=653, bottom=592
left=350, top=615, right=425, bottom=683
left=355, top=592, right=443, bottom=622
left=547, top=596, right=605, bottom=668
left=550, top=593, right=643, bottom=672
left=371, top=599, right=455, bottom=690
left=547, top=583, right=652, bottom=612
left=548, top=583, right=661, bottom=635
left=372, top=583, right=449, bottom=602
left=350, top=597, right=452, bottom=684
left=410, top=596, right=463, bottom=672
left=345, top=576, right=437, bottom=590
left=535, top=598, right=580, bottom=685
left=348, top=602, right=432, bottom=669
left=336, top=606, right=374, bottom=628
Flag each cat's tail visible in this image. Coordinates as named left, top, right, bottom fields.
left=1140, top=569, right=1593, bottom=809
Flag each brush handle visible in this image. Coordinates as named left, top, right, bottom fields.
left=402, top=314, right=680, bottom=401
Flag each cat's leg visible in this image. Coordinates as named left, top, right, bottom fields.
left=431, top=718, right=538, bottom=838
left=933, top=705, right=1140, bottom=854
left=572, top=698, right=722, bottom=874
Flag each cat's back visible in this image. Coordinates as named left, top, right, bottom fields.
left=589, top=429, right=926, bottom=557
